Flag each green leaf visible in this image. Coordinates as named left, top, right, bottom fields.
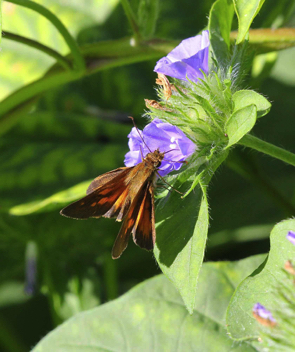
left=232, top=90, right=271, bottom=118
left=9, top=180, right=91, bottom=215
left=233, top=0, right=266, bottom=44
left=226, top=219, right=295, bottom=340
left=0, top=0, right=119, bottom=100
left=0, top=112, right=130, bottom=210
left=32, top=257, right=265, bottom=352
left=0, top=0, right=2, bottom=44
left=208, top=0, right=234, bottom=62
left=225, top=104, right=257, bottom=148
left=0, top=282, right=29, bottom=307
left=138, top=0, right=159, bottom=38
left=154, top=152, right=228, bottom=314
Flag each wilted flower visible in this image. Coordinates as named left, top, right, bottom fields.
left=124, top=118, right=196, bottom=176
left=154, top=30, right=209, bottom=82
left=252, top=303, right=277, bottom=327
left=284, top=260, right=295, bottom=276
left=287, top=230, right=295, bottom=245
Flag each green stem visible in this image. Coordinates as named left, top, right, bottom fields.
left=120, top=0, right=141, bottom=44
left=2, top=31, right=71, bottom=70
left=0, top=315, right=27, bottom=352
left=230, top=28, right=295, bottom=53
left=6, top=0, right=85, bottom=72
left=103, top=253, right=118, bottom=300
left=239, top=134, right=295, bottom=167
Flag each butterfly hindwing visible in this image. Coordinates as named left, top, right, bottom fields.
left=132, top=182, right=155, bottom=251
left=111, top=181, right=155, bottom=259
left=111, top=184, right=148, bottom=259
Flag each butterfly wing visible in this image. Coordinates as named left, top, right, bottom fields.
left=132, top=182, right=155, bottom=251
left=60, top=167, right=133, bottom=220
left=112, top=181, right=155, bottom=259
left=86, top=167, right=128, bottom=195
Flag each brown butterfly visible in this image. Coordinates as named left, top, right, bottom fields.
left=60, top=148, right=168, bottom=259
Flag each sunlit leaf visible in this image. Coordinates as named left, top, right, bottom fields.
left=233, top=0, right=266, bottom=44
left=32, top=256, right=265, bottom=352
left=227, top=219, right=295, bottom=339
left=154, top=152, right=228, bottom=313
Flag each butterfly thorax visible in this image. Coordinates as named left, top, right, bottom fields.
left=144, top=149, right=165, bottom=169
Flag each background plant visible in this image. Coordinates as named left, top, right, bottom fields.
left=0, top=0, right=295, bottom=351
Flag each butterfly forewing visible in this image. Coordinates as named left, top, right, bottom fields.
left=60, top=167, right=133, bottom=219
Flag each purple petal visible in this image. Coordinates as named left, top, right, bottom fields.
left=124, top=119, right=196, bottom=177
left=154, top=30, right=210, bottom=82
left=287, top=231, right=295, bottom=245
left=167, top=31, right=209, bottom=62
left=252, top=303, right=276, bottom=322
left=127, top=127, right=143, bottom=151
left=124, top=150, right=142, bottom=167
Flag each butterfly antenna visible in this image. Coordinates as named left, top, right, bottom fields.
left=129, top=116, right=152, bottom=153
left=156, top=172, right=183, bottom=195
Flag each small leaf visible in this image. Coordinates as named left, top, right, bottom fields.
left=0, top=282, right=29, bottom=307
left=233, top=0, right=266, bottom=44
left=226, top=219, right=295, bottom=339
left=138, top=0, right=159, bottom=38
left=154, top=152, right=227, bottom=313
left=33, top=257, right=264, bottom=352
left=225, top=104, right=257, bottom=148
left=232, top=90, right=271, bottom=118
left=9, top=180, right=91, bottom=215
left=209, top=0, right=234, bottom=63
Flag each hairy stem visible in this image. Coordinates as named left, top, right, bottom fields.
left=120, top=0, right=141, bottom=44
left=2, top=31, right=71, bottom=70
left=239, top=134, right=295, bottom=167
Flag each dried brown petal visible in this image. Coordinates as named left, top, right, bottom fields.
left=156, top=73, right=172, bottom=100
left=284, top=260, right=295, bottom=276
left=252, top=312, right=277, bottom=328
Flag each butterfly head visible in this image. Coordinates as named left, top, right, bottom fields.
left=145, top=148, right=165, bottom=168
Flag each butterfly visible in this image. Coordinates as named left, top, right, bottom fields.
left=60, top=148, right=167, bottom=259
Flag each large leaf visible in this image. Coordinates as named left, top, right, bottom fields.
left=0, top=111, right=130, bottom=210
left=208, top=0, right=234, bottom=63
left=233, top=0, right=266, bottom=44
left=154, top=152, right=228, bottom=314
left=32, top=256, right=265, bottom=352
left=0, top=0, right=119, bottom=99
left=227, top=219, right=295, bottom=339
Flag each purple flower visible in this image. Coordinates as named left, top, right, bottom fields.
left=154, top=30, right=209, bottom=82
left=124, top=119, right=196, bottom=177
left=24, top=242, right=38, bottom=296
left=287, top=231, right=295, bottom=245
left=252, top=303, right=276, bottom=327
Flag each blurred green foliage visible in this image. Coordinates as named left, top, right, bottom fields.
left=0, top=0, right=295, bottom=351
